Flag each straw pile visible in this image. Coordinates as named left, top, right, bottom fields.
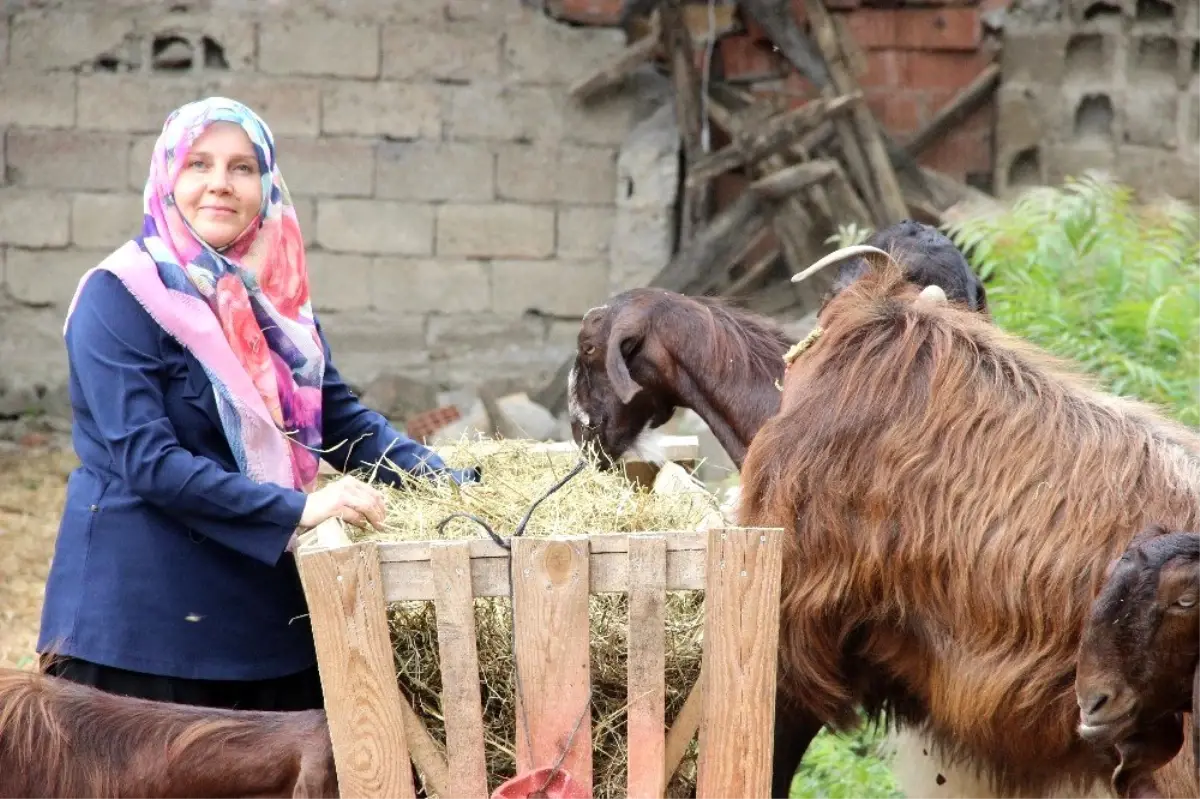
left=340, top=434, right=722, bottom=798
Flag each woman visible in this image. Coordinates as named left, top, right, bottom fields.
left=36, top=97, right=479, bottom=712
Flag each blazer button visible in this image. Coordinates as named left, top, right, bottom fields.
left=89, top=504, right=99, bottom=512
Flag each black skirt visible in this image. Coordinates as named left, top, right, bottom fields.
left=40, top=654, right=325, bottom=712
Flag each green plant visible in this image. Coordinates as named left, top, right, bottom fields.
left=790, top=716, right=906, bottom=799
left=945, top=171, right=1200, bottom=425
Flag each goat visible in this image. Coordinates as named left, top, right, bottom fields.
left=737, top=251, right=1200, bottom=798
left=568, top=219, right=987, bottom=469
left=0, top=666, right=338, bottom=798
left=1075, top=525, right=1200, bottom=798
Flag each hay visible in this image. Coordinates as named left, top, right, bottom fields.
left=338, top=434, right=719, bottom=798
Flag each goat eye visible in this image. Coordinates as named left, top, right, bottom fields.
left=585, top=346, right=596, bottom=356
left=1175, top=594, right=1196, bottom=608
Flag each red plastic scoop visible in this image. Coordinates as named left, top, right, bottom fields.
left=490, top=767, right=588, bottom=799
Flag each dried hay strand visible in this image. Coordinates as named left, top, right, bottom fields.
left=338, top=434, right=719, bottom=798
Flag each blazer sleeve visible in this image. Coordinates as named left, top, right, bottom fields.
left=314, top=317, right=477, bottom=488
left=66, top=270, right=307, bottom=566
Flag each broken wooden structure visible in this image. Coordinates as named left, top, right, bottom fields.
left=536, top=0, right=1000, bottom=415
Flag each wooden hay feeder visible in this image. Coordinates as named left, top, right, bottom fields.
left=295, top=440, right=784, bottom=799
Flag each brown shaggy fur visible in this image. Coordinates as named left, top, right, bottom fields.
left=738, top=256, right=1200, bottom=797
left=0, top=666, right=338, bottom=798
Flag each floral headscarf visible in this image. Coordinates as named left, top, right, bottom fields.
left=67, top=97, right=324, bottom=492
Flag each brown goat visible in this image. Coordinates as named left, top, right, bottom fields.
left=1075, top=525, right=1200, bottom=798
left=738, top=254, right=1200, bottom=798
left=569, top=219, right=988, bottom=469
left=0, top=666, right=338, bottom=798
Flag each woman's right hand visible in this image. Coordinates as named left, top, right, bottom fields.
left=299, top=475, right=388, bottom=532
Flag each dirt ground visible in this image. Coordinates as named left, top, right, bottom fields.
left=0, top=444, right=79, bottom=670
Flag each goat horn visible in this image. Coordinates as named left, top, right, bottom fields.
left=916, top=284, right=948, bottom=307
left=790, top=245, right=893, bottom=284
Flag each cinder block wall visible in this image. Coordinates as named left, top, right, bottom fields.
left=0, top=0, right=668, bottom=416
left=994, top=0, right=1199, bottom=200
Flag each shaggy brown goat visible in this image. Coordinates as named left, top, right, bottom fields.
left=0, top=666, right=338, bottom=798
left=738, top=254, right=1200, bottom=798
left=568, top=220, right=987, bottom=468
left=1075, top=525, right=1200, bottom=798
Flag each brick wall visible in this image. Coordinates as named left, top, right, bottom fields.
left=556, top=0, right=1006, bottom=189
left=0, top=0, right=666, bottom=416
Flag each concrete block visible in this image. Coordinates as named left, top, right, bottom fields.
left=1061, top=31, right=1119, bottom=85
left=5, top=247, right=110, bottom=307
left=502, top=14, right=624, bottom=85
left=371, top=258, right=491, bottom=314
left=609, top=209, right=674, bottom=294
left=995, top=84, right=1047, bottom=154
left=562, top=92, right=640, bottom=146
left=1179, top=0, right=1199, bottom=30
left=448, top=82, right=563, bottom=143
left=557, top=206, right=616, bottom=259
left=316, top=199, right=435, bottom=256
left=0, top=190, right=71, bottom=248
left=292, top=197, right=317, bottom=240
left=205, top=76, right=321, bottom=136
left=318, top=312, right=430, bottom=387
left=375, top=141, right=495, bottom=202
left=445, top=0, right=536, bottom=24
left=1113, top=145, right=1200, bottom=202
left=490, top=392, right=561, bottom=441
left=1130, top=34, right=1183, bottom=90
left=7, top=130, right=130, bottom=191
left=1121, top=87, right=1179, bottom=147
left=359, top=373, right=438, bottom=422
left=133, top=11, right=256, bottom=72
left=381, top=21, right=502, bottom=82
left=1184, top=88, right=1200, bottom=148
left=127, top=135, right=158, bottom=190
left=0, top=71, right=76, bottom=128
left=306, top=251, right=374, bottom=312
left=1043, top=143, right=1117, bottom=184
left=275, top=136, right=376, bottom=197
left=491, top=260, right=609, bottom=317
left=321, top=80, right=442, bottom=140
left=1068, top=87, right=1119, bottom=145
left=9, top=11, right=137, bottom=72
left=496, top=144, right=618, bottom=204
left=77, top=75, right=207, bottom=134
left=71, top=192, right=143, bottom=248
left=0, top=16, right=7, bottom=66
left=426, top=313, right=544, bottom=361
left=1069, top=0, right=1135, bottom=23
left=258, top=19, right=380, bottom=78
left=436, top=203, right=556, bottom=259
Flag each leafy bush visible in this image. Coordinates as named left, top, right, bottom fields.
left=945, top=172, right=1200, bottom=425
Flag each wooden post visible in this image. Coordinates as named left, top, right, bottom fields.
left=695, top=527, right=784, bottom=799
left=627, top=534, right=668, bottom=798
left=297, top=541, right=417, bottom=799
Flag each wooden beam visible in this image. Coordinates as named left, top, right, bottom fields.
left=660, top=0, right=711, bottom=246
left=568, top=14, right=663, bottom=102
left=905, top=63, right=1000, bottom=156
left=748, top=159, right=838, bottom=200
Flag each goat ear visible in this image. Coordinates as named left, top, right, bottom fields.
left=605, top=317, right=644, bottom=405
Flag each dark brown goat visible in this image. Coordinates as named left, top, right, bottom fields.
left=1075, top=525, right=1200, bottom=798
left=0, top=666, right=338, bottom=798
left=569, top=219, right=988, bottom=469
left=739, top=254, right=1200, bottom=798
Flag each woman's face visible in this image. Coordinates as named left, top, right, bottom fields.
left=173, top=121, right=263, bottom=250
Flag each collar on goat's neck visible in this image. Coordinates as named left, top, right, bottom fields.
left=776, top=325, right=823, bottom=391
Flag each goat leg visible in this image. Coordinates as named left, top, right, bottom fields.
left=771, top=689, right=822, bottom=798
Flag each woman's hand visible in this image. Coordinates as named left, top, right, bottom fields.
left=299, top=475, right=388, bottom=532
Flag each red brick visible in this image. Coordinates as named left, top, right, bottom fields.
left=548, top=0, right=623, bottom=25
left=903, top=50, right=995, bottom=91
left=719, top=34, right=787, bottom=81
left=842, top=9, right=899, bottom=49
left=859, top=50, right=907, bottom=89
left=895, top=8, right=982, bottom=51
left=782, top=72, right=822, bottom=104
left=866, top=90, right=924, bottom=135
left=919, top=125, right=992, bottom=179
left=788, top=0, right=809, bottom=27
left=924, top=92, right=995, bottom=136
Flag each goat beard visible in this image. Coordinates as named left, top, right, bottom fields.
left=1111, top=712, right=1185, bottom=798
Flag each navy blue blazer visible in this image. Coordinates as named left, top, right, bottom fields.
left=37, top=269, right=470, bottom=682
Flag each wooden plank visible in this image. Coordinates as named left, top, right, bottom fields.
left=568, top=14, right=662, bottom=102
left=905, top=63, right=1001, bottom=157
left=662, top=665, right=705, bottom=793
left=296, top=542, right=417, bottom=799
left=627, top=535, right=668, bottom=798
left=378, top=534, right=708, bottom=601
left=430, top=542, right=490, bottom=799
left=695, top=527, right=783, bottom=799
left=511, top=536, right=594, bottom=793
left=660, top=0, right=711, bottom=246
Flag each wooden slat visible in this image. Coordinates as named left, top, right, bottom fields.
left=430, top=542, right=490, bottom=799
left=377, top=532, right=707, bottom=601
left=627, top=535, right=668, bottom=798
left=511, top=536, right=594, bottom=794
left=695, top=527, right=783, bottom=799
left=296, top=542, right=417, bottom=799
